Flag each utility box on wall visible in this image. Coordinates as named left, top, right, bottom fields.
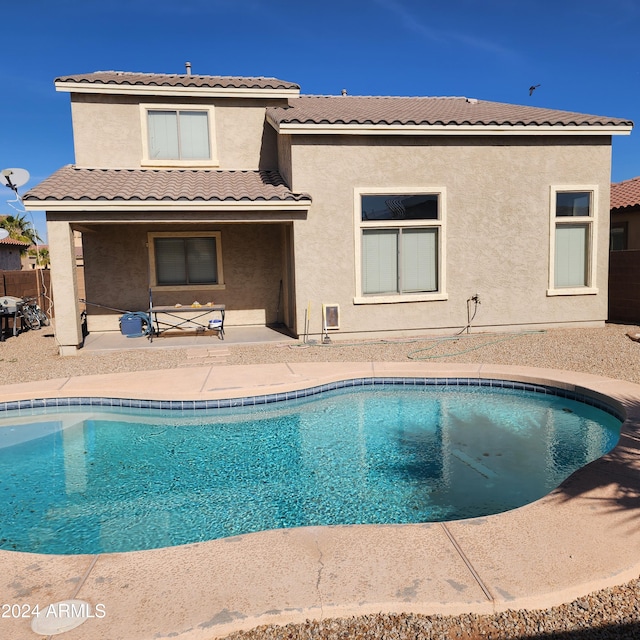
left=322, top=303, right=340, bottom=330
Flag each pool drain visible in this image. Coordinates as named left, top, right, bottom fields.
left=31, top=600, right=92, bottom=635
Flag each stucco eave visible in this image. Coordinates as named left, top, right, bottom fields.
left=55, top=81, right=300, bottom=100
left=25, top=200, right=311, bottom=213
left=267, top=120, right=632, bottom=137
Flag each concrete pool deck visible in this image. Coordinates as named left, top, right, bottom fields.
left=1, top=361, right=639, bottom=640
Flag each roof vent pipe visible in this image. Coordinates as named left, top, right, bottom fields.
left=185, top=62, right=192, bottom=75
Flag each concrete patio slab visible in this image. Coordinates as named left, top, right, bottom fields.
left=57, top=367, right=214, bottom=400
left=81, top=326, right=294, bottom=354
left=0, top=362, right=639, bottom=639
left=0, top=551, right=98, bottom=640
left=445, top=481, right=640, bottom=611
left=0, top=377, right=69, bottom=402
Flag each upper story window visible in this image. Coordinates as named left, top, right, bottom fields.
left=148, top=110, right=210, bottom=160
left=141, top=104, right=218, bottom=167
left=354, top=190, right=448, bottom=304
left=548, top=187, right=598, bottom=295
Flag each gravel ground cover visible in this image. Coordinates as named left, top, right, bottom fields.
left=2, top=322, right=640, bottom=385
left=224, top=578, right=640, bottom=639
left=1, top=322, right=640, bottom=638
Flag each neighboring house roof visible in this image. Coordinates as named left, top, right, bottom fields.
left=55, top=72, right=300, bottom=98
left=266, top=96, right=632, bottom=134
left=611, top=176, right=640, bottom=211
left=0, top=236, right=30, bottom=248
left=23, top=167, right=311, bottom=211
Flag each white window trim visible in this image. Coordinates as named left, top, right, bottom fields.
left=547, top=185, right=598, bottom=296
left=140, top=104, right=219, bottom=168
left=353, top=187, right=448, bottom=304
left=148, top=231, right=225, bottom=291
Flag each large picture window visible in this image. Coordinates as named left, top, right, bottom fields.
left=362, top=228, right=438, bottom=294
left=356, top=192, right=446, bottom=302
left=149, top=232, right=224, bottom=290
left=549, top=188, right=598, bottom=295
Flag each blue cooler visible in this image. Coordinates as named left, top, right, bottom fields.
left=120, top=313, right=143, bottom=337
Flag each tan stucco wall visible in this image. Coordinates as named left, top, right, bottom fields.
left=0, top=248, right=24, bottom=270
left=277, top=134, right=293, bottom=187
left=55, top=89, right=617, bottom=343
left=82, top=222, right=286, bottom=332
left=69, top=95, right=285, bottom=170
left=47, top=220, right=83, bottom=352
left=288, top=135, right=612, bottom=338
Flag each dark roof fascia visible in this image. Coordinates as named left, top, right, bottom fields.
left=611, top=204, right=640, bottom=213
left=0, top=238, right=31, bottom=248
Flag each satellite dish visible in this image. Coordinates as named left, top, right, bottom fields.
left=0, top=229, right=8, bottom=240
left=1, top=168, right=30, bottom=191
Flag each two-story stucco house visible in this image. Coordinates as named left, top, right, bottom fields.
left=23, top=70, right=632, bottom=355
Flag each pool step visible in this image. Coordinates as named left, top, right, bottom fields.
left=180, top=347, right=230, bottom=367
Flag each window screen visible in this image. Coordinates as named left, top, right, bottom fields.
left=155, top=237, right=218, bottom=285
left=148, top=110, right=210, bottom=160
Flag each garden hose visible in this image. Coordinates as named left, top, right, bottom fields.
left=407, top=330, right=545, bottom=360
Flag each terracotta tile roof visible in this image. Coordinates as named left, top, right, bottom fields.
left=55, top=71, right=299, bottom=91
left=23, top=166, right=310, bottom=204
left=611, top=176, right=640, bottom=211
left=267, top=96, right=632, bottom=128
left=0, top=236, right=30, bottom=248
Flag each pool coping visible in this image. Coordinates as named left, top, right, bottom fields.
left=1, top=361, right=640, bottom=640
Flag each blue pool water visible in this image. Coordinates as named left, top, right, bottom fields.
left=0, top=384, right=621, bottom=554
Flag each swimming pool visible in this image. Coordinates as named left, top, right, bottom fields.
left=0, top=379, right=621, bottom=554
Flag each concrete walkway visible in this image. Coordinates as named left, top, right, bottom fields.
left=1, top=362, right=639, bottom=640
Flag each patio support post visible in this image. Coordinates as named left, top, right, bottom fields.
left=47, top=220, right=83, bottom=355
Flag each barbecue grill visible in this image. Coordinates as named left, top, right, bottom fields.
left=0, top=296, right=23, bottom=341
left=0, top=296, right=23, bottom=314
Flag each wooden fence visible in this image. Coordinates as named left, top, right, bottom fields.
left=0, top=269, right=54, bottom=316
left=608, top=250, right=640, bottom=324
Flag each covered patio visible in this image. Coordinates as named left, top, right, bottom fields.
left=23, top=167, right=311, bottom=355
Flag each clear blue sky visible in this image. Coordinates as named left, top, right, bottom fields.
left=2, top=0, right=639, bottom=242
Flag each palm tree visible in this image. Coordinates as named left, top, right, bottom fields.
left=0, top=213, right=42, bottom=250
left=28, top=246, right=50, bottom=269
